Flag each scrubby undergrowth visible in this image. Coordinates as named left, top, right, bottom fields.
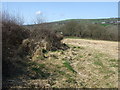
left=3, top=42, right=118, bottom=88
left=2, top=11, right=118, bottom=89
left=2, top=11, right=68, bottom=89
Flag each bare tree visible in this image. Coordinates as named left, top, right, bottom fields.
left=34, top=13, right=46, bottom=24
left=2, top=9, right=24, bottom=25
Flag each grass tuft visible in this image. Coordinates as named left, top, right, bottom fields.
left=63, top=60, right=77, bottom=73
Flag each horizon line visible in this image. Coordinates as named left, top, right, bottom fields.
left=24, top=17, right=119, bottom=25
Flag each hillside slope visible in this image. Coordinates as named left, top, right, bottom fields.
left=63, top=38, right=118, bottom=59
left=7, top=38, right=118, bottom=88
left=25, top=18, right=118, bottom=41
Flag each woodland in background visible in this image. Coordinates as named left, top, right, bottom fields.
left=52, top=20, right=118, bottom=41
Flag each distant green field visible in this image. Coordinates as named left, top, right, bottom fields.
left=52, top=18, right=118, bottom=25
left=101, top=24, right=110, bottom=26
left=25, top=18, right=118, bottom=27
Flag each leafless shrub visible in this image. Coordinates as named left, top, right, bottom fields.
left=2, top=10, right=30, bottom=78
left=2, top=9, right=66, bottom=86
left=105, top=25, right=118, bottom=41
left=60, top=21, right=118, bottom=41
left=2, top=10, right=24, bottom=26
left=30, top=26, right=63, bottom=51
left=33, top=13, right=46, bottom=24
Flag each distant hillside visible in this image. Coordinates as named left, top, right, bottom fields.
left=52, top=18, right=118, bottom=24
left=24, top=18, right=118, bottom=41
left=26, top=18, right=119, bottom=25
left=24, top=18, right=119, bottom=30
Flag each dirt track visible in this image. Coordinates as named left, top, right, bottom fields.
left=63, top=38, right=118, bottom=59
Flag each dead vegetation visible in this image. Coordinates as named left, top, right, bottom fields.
left=3, top=39, right=118, bottom=88
left=9, top=42, right=117, bottom=88
left=2, top=10, right=67, bottom=89
left=63, top=38, right=118, bottom=59
left=2, top=10, right=118, bottom=89
left=2, top=13, right=30, bottom=79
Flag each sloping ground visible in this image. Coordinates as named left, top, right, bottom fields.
left=63, top=38, right=118, bottom=59
left=7, top=38, right=118, bottom=88
left=61, top=38, right=118, bottom=88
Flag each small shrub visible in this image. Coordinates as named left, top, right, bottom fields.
left=42, top=49, right=48, bottom=53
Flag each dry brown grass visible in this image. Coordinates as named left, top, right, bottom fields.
left=12, top=38, right=117, bottom=88
left=63, top=38, right=118, bottom=59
